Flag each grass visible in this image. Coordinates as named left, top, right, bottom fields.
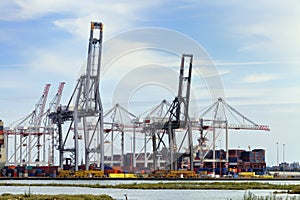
left=0, top=191, right=299, bottom=200
left=2, top=182, right=300, bottom=199
left=243, top=191, right=300, bottom=200
left=1, top=183, right=300, bottom=200
left=0, top=181, right=296, bottom=190
left=0, top=181, right=299, bottom=192
left=0, top=193, right=113, bottom=200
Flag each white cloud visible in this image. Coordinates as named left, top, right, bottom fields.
left=0, top=0, right=172, bottom=85
left=29, top=48, right=82, bottom=78
left=243, top=74, right=279, bottom=83
left=225, top=86, right=300, bottom=106
left=0, top=0, right=71, bottom=20
left=184, top=1, right=300, bottom=60
left=0, top=0, right=166, bottom=38
left=215, top=61, right=268, bottom=66
left=215, top=60, right=300, bottom=67
left=229, top=1, right=300, bottom=58
left=54, top=2, right=144, bottom=35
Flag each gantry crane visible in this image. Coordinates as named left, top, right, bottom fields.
left=49, top=22, right=104, bottom=171
left=142, top=99, right=171, bottom=169
left=43, top=82, right=65, bottom=165
left=151, top=54, right=194, bottom=171
left=6, top=83, right=51, bottom=166
left=103, top=103, right=141, bottom=169
left=198, top=97, right=270, bottom=174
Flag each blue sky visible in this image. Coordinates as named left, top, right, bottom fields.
left=0, top=0, right=300, bottom=165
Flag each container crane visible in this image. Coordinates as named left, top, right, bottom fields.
left=49, top=22, right=104, bottom=171
left=103, top=103, right=141, bottom=169
left=200, top=98, right=270, bottom=131
left=198, top=97, right=270, bottom=175
left=43, top=82, right=65, bottom=165
left=151, top=54, right=194, bottom=171
left=6, top=83, right=51, bottom=166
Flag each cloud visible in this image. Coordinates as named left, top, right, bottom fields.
left=0, top=0, right=72, bottom=20
left=28, top=48, right=83, bottom=78
left=229, top=1, right=300, bottom=58
left=215, top=60, right=300, bottom=66
left=243, top=74, right=279, bottom=83
left=0, top=0, right=166, bottom=36
left=0, top=0, right=172, bottom=91
left=215, top=61, right=268, bottom=66
left=183, top=1, right=300, bottom=60
left=225, top=86, right=300, bottom=106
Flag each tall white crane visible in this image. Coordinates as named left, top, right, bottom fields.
left=49, top=22, right=104, bottom=171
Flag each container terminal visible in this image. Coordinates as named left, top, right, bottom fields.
left=0, top=21, right=280, bottom=179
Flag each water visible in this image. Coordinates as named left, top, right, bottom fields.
left=0, top=186, right=279, bottom=200
left=0, top=180, right=299, bottom=200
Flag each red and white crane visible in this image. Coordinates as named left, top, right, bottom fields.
left=6, top=84, right=51, bottom=166
left=197, top=97, right=270, bottom=175
left=43, top=82, right=65, bottom=165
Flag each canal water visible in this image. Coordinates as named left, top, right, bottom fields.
left=0, top=180, right=299, bottom=200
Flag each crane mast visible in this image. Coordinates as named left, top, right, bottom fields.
left=151, top=54, right=194, bottom=171
left=35, top=84, right=51, bottom=162
left=44, top=82, right=65, bottom=165
left=49, top=22, right=104, bottom=171
left=75, top=22, right=104, bottom=171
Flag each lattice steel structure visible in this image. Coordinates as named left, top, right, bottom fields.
left=198, top=97, right=270, bottom=175
left=49, top=22, right=104, bottom=171
left=6, top=84, right=51, bottom=166
left=149, top=54, right=194, bottom=171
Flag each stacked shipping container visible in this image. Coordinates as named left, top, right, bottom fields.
left=198, top=148, right=266, bottom=175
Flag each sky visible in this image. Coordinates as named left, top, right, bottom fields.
left=0, top=0, right=300, bottom=166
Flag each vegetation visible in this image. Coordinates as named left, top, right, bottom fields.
left=1, top=182, right=300, bottom=199
left=0, top=181, right=298, bottom=191
left=0, top=193, right=113, bottom=200
left=1, top=184, right=300, bottom=200
left=243, top=191, right=300, bottom=200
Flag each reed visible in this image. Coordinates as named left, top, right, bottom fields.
left=0, top=194, right=113, bottom=200
left=243, top=191, right=300, bottom=200
left=0, top=181, right=299, bottom=191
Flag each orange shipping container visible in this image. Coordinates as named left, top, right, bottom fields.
left=8, top=166, right=16, bottom=169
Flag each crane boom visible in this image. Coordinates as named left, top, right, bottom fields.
left=202, top=122, right=270, bottom=131
left=31, top=84, right=51, bottom=126
left=200, top=98, right=270, bottom=132
left=49, top=82, right=65, bottom=113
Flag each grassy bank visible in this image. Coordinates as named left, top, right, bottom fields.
left=244, top=191, right=300, bottom=200
left=0, top=181, right=298, bottom=191
left=1, top=183, right=300, bottom=200
left=0, top=193, right=113, bottom=200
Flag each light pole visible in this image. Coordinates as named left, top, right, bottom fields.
left=130, top=137, right=133, bottom=171
left=276, top=142, right=279, bottom=171
left=283, top=144, right=285, bottom=171
left=219, top=139, right=222, bottom=176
